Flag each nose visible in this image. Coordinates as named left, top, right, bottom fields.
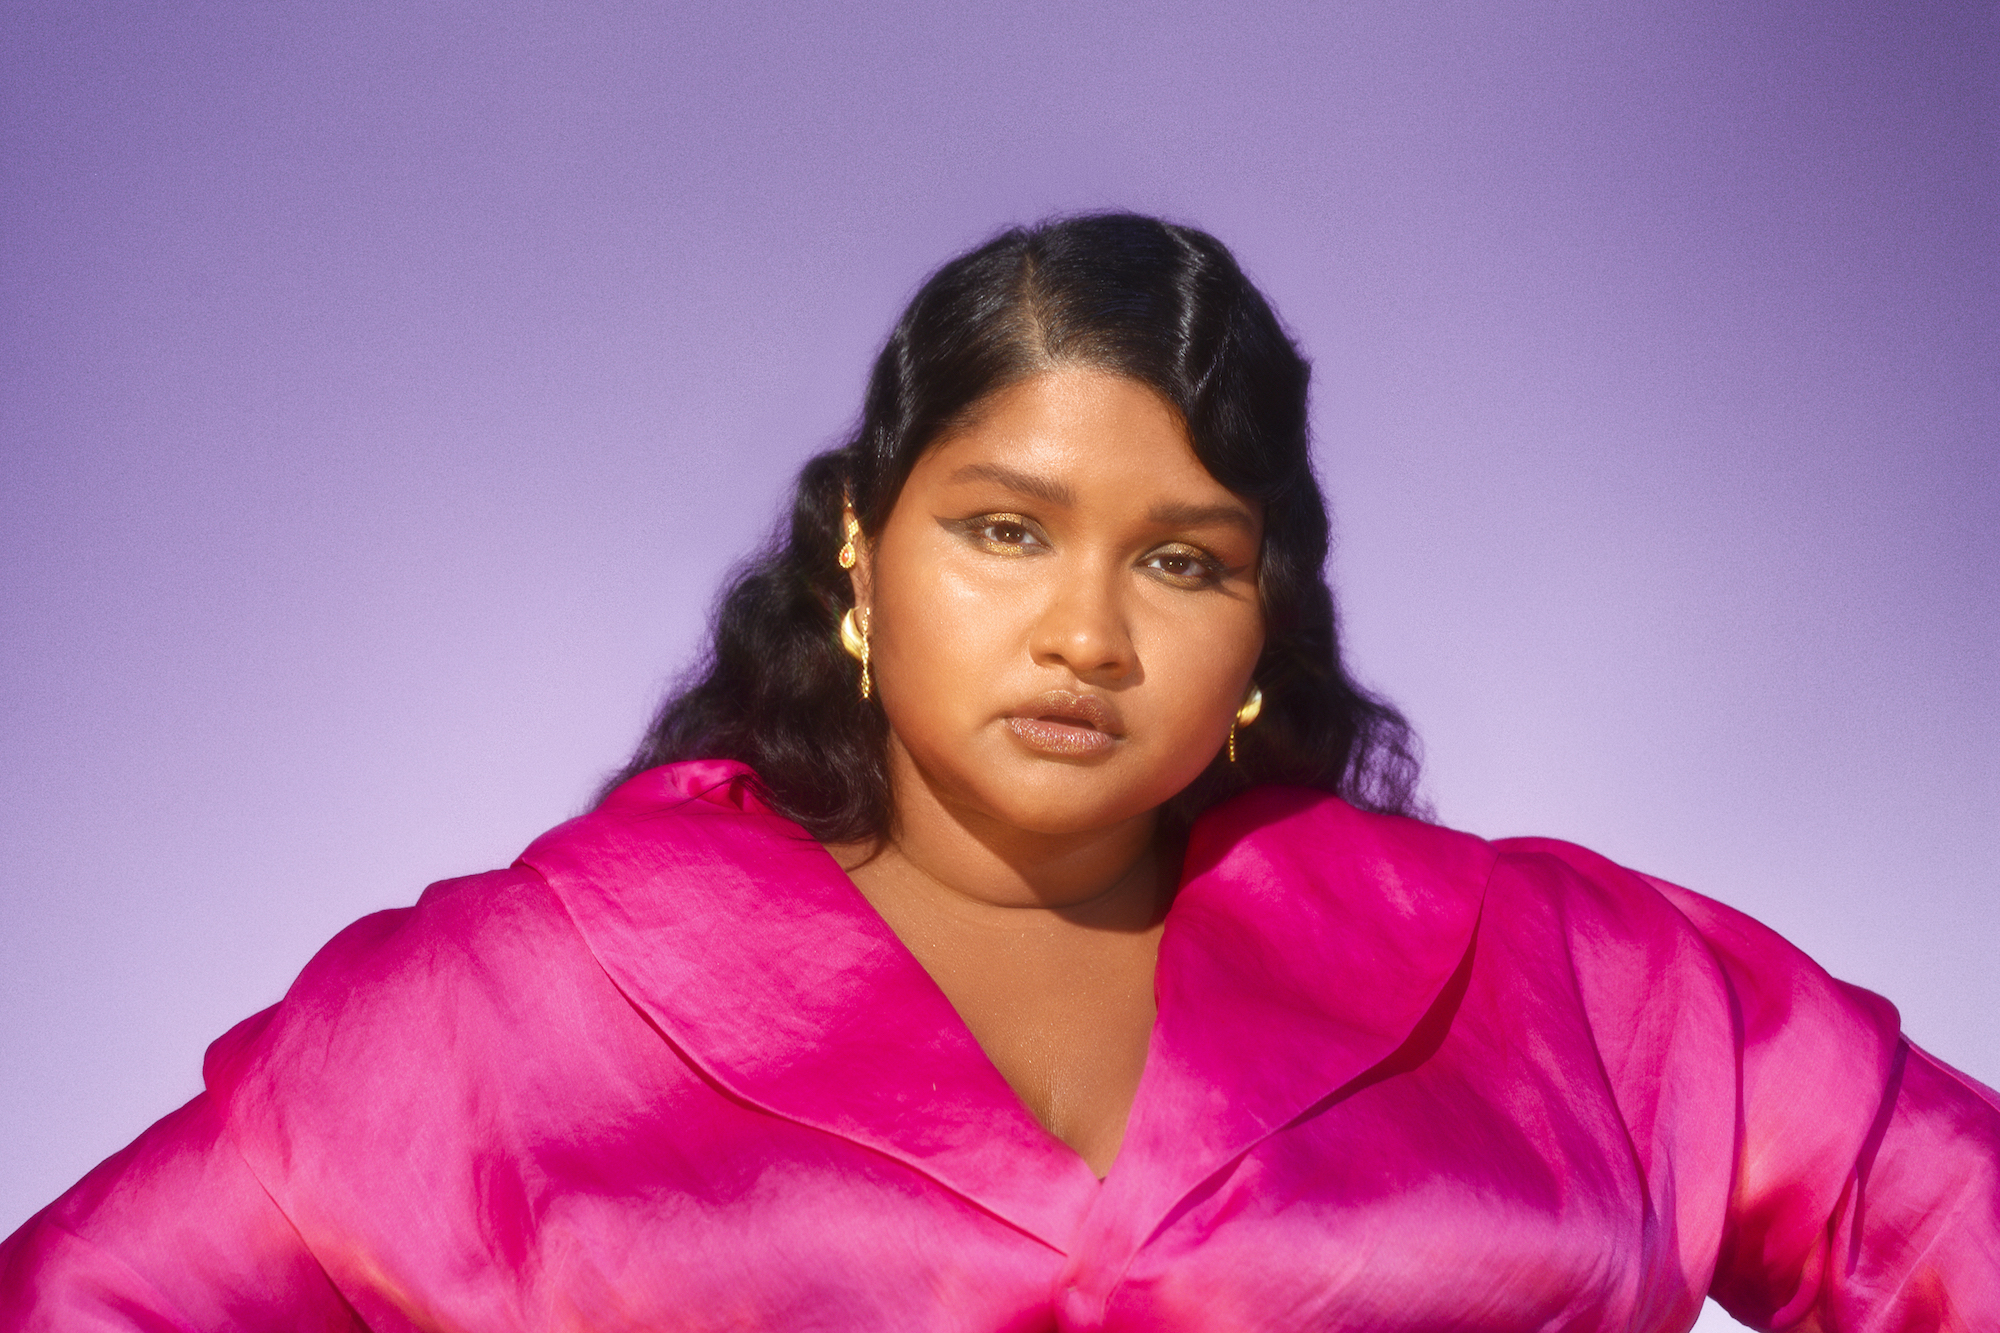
left=1027, top=560, right=1137, bottom=683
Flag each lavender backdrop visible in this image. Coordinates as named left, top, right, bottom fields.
left=3, top=4, right=1994, bottom=1324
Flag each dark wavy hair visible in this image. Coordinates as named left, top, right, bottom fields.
left=602, top=212, right=1424, bottom=839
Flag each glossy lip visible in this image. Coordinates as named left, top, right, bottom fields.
left=1004, top=689, right=1123, bottom=758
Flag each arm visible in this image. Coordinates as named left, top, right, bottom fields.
left=1661, top=881, right=2000, bottom=1331
left=0, top=1092, right=360, bottom=1332
left=1808, top=1042, right=2000, bottom=1330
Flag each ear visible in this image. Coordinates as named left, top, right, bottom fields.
left=843, top=505, right=874, bottom=613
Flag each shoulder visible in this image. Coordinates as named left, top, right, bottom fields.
left=1201, top=791, right=1880, bottom=1011
left=171, top=763, right=806, bottom=1290
left=1486, top=834, right=1898, bottom=1036
left=1483, top=836, right=1901, bottom=1144
left=207, top=756, right=776, bottom=1088
left=1220, top=796, right=1904, bottom=1081
left=203, top=761, right=783, bottom=1127
left=1189, top=787, right=1738, bottom=953
left=200, top=864, right=595, bottom=1109
left=1487, top=834, right=1700, bottom=936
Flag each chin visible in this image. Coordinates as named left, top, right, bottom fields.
left=976, top=759, right=1185, bottom=837
left=998, top=797, right=1136, bottom=837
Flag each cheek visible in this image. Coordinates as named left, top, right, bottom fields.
left=1137, top=605, right=1263, bottom=724
left=871, top=553, right=1026, bottom=716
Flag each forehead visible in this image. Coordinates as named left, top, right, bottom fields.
left=911, top=367, right=1235, bottom=504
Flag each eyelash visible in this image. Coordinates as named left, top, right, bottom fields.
left=956, top=514, right=1229, bottom=588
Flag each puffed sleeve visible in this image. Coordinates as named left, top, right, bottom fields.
left=1658, top=877, right=2000, bottom=1331
left=0, top=1079, right=360, bottom=1330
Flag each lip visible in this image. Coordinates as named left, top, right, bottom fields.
left=1004, top=689, right=1123, bottom=758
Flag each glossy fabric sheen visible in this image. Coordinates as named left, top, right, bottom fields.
left=4, top=761, right=1996, bottom=1330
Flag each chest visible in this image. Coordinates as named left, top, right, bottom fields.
left=903, top=917, right=1163, bottom=1176
left=292, top=952, right=1721, bottom=1333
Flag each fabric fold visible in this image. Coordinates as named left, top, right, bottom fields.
left=517, top=760, right=1103, bottom=1250
left=1057, top=788, right=1496, bottom=1316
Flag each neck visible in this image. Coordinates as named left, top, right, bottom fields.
left=833, top=746, right=1168, bottom=931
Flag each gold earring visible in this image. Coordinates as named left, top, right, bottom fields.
left=839, top=607, right=871, bottom=700
left=1229, top=683, right=1262, bottom=763
left=837, top=514, right=861, bottom=570
left=1235, top=684, right=1263, bottom=728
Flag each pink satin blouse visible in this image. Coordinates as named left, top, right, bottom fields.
left=4, top=759, right=1996, bottom=1330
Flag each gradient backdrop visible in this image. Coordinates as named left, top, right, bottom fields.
left=3, top=4, right=1995, bottom=1327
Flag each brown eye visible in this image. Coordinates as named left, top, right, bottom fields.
left=980, top=519, right=1031, bottom=545
left=957, top=513, right=1047, bottom=554
left=1142, top=545, right=1225, bottom=587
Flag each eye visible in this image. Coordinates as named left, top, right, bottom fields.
left=958, top=513, right=1047, bottom=554
left=1142, top=544, right=1227, bottom=588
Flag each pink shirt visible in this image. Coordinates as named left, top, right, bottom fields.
left=4, top=759, right=1996, bottom=1330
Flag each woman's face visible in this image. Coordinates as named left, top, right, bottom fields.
left=853, top=365, right=1266, bottom=840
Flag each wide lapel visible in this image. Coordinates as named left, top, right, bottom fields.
left=517, top=760, right=1101, bottom=1250
left=1063, top=786, right=1496, bottom=1304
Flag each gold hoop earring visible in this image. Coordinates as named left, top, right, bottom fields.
left=839, top=607, right=872, bottom=700
left=1229, top=683, right=1262, bottom=763
left=837, top=514, right=861, bottom=570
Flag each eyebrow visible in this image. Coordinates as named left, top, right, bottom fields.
left=946, top=462, right=1259, bottom=536
left=943, top=462, right=1076, bottom=508
left=1146, top=500, right=1260, bottom=537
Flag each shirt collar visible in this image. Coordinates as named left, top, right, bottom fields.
left=1095, top=785, right=1494, bottom=1261
left=519, top=761, right=1493, bottom=1254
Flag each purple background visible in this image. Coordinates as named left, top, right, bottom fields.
left=4, top=5, right=1994, bottom=1322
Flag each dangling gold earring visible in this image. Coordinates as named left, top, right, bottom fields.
left=1229, top=683, right=1263, bottom=763
left=839, top=607, right=872, bottom=700
left=837, top=513, right=861, bottom=570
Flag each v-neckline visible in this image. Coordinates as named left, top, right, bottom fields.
left=519, top=760, right=1495, bottom=1260
left=829, top=834, right=1172, bottom=1180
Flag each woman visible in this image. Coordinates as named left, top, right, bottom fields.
left=3, top=214, right=1995, bottom=1330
